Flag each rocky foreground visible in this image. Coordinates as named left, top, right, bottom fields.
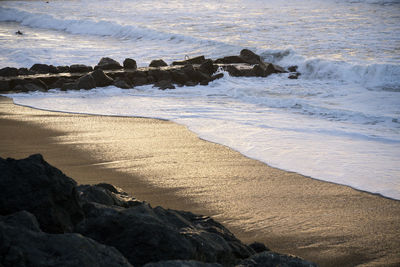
left=0, top=154, right=316, bottom=266
left=0, top=49, right=300, bottom=92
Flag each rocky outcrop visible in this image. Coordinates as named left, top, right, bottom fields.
left=149, top=59, right=168, bottom=68
left=0, top=154, right=84, bottom=233
left=123, top=58, right=137, bottom=70
left=0, top=154, right=316, bottom=267
left=0, top=50, right=300, bottom=92
left=0, top=211, right=132, bottom=267
left=95, top=57, right=123, bottom=70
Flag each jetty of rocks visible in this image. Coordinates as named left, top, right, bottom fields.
left=0, top=49, right=301, bottom=93
left=0, top=154, right=316, bottom=266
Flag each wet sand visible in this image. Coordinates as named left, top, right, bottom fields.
left=1, top=96, right=399, bottom=267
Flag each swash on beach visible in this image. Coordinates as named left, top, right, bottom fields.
left=1, top=0, right=399, bottom=199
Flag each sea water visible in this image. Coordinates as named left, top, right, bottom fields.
left=1, top=0, right=399, bottom=199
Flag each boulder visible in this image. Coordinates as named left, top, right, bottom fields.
left=0, top=67, right=19, bottom=77
left=238, top=251, right=317, bottom=267
left=113, top=77, right=132, bottom=89
left=91, top=69, right=114, bottom=87
left=149, top=59, right=168, bottom=68
left=95, top=57, right=123, bottom=70
left=248, top=242, right=269, bottom=253
left=199, top=59, right=218, bottom=76
left=0, top=154, right=84, bottom=233
left=77, top=74, right=96, bottom=90
left=57, top=65, right=70, bottom=73
left=0, top=211, right=132, bottom=267
left=214, top=56, right=247, bottom=64
left=77, top=202, right=254, bottom=266
left=172, top=56, right=206, bottom=66
left=69, top=64, right=93, bottom=73
left=0, top=80, right=10, bottom=92
left=225, top=65, right=243, bottom=77
left=182, top=65, right=211, bottom=83
left=288, top=65, right=298, bottom=72
left=50, top=77, right=76, bottom=89
left=288, top=72, right=301, bottom=79
left=239, top=49, right=262, bottom=65
left=29, top=63, right=58, bottom=74
left=18, top=67, right=34, bottom=76
left=144, top=260, right=222, bottom=267
left=170, top=69, right=190, bottom=85
left=123, top=58, right=137, bottom=70
left=154, top=80, right=176, bottom=90
left=61, top=82, right=78, bottom=91
left=149, top=69, right=171, bottom=82
left=77, top=183, right=141, bottom=208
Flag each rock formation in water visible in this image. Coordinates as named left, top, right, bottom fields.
left=0, top=49, right=301, bottom=93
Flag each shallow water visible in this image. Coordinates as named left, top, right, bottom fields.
left=1, top=0, right=400, bottom=199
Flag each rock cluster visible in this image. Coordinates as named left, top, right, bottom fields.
left=0, top=50, right=301, bottom=93
left=0, top=154, right=316, bottom=266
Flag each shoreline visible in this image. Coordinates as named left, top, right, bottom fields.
left=1, top=96, right=399, bottom=266
left=11, top=99, right=400, bottom=203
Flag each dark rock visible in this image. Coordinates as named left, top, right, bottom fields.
left=210, top=73, right=224, bottom=81
left=77, top=202, right=254, bottom=266
left=30, top=63, right=58, bottom=74
left=268, top=63, right=287, bottom=74
left=113, top=77, right=132, bottom=89
left=154, top=80, right=176, bottom=90
left=15, top=30, right=23, bottom=35
left=18, top=67, right=34, bottom=76
left=170, top=69, right=190, bottom=85
left=91, top=69, right=114, bottom=87
left=50, top=77, right=76, bottom=89
left=182, top=65, right=211, bottom=82
left=199, top=59, right=218, bottom=76
left=185, top=81, right=199, bottom=87
left=61, top=82, right=78, bottom=91
left=288, top=72, right=301, bottom=79
left=248, top=242, right=269, bottom=253
left=172, top=56, right=206, bottom=66
left=0, top=154, right=84, bottom=233
left=238, top=251, right=317, bottom=267
left=252, top=64, right=269, bottom=77
left=214, top=56, right=247, bottom=64
left=288, top=65, right=298, bottom=72
left=69, top=64, right=93, bottom=73
left=0, top=67, right=19, bottom=77
left=149, top=59, right=168, bottom=68
left=0, top=211, right=132, bottom=267
left=144, top=260, right=222, bottom=267
left=123, top=58, right=137, bottom=70
left=37, top=76, right=60, bottom=88
left=11, top=79, right=48, bottom=92
left=77, top=74, right=96, bottom=90
left=0, top=80, right=10, bottom=92
left=19, top=82, right=46, bottom=92
left=149, top=69, right=171, bottom=82
left=240, top=49, right=262, bottom=65
left=77, top=183, right=141, bottom=208
left=225, top=65, right=243, bottom=77
left=57, top=65, right=70, bottom=73
left=95, top=57, right=123, bottom=70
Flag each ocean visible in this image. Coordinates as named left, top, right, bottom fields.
left=1, top=0, right=399, bottom=200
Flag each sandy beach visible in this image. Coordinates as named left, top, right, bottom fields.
left=0, top=95, right=399, bottom=267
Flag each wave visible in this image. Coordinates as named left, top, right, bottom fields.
left=0, top=7, right=205, bottom=44
left=260, top=49, right=400, bottom=90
